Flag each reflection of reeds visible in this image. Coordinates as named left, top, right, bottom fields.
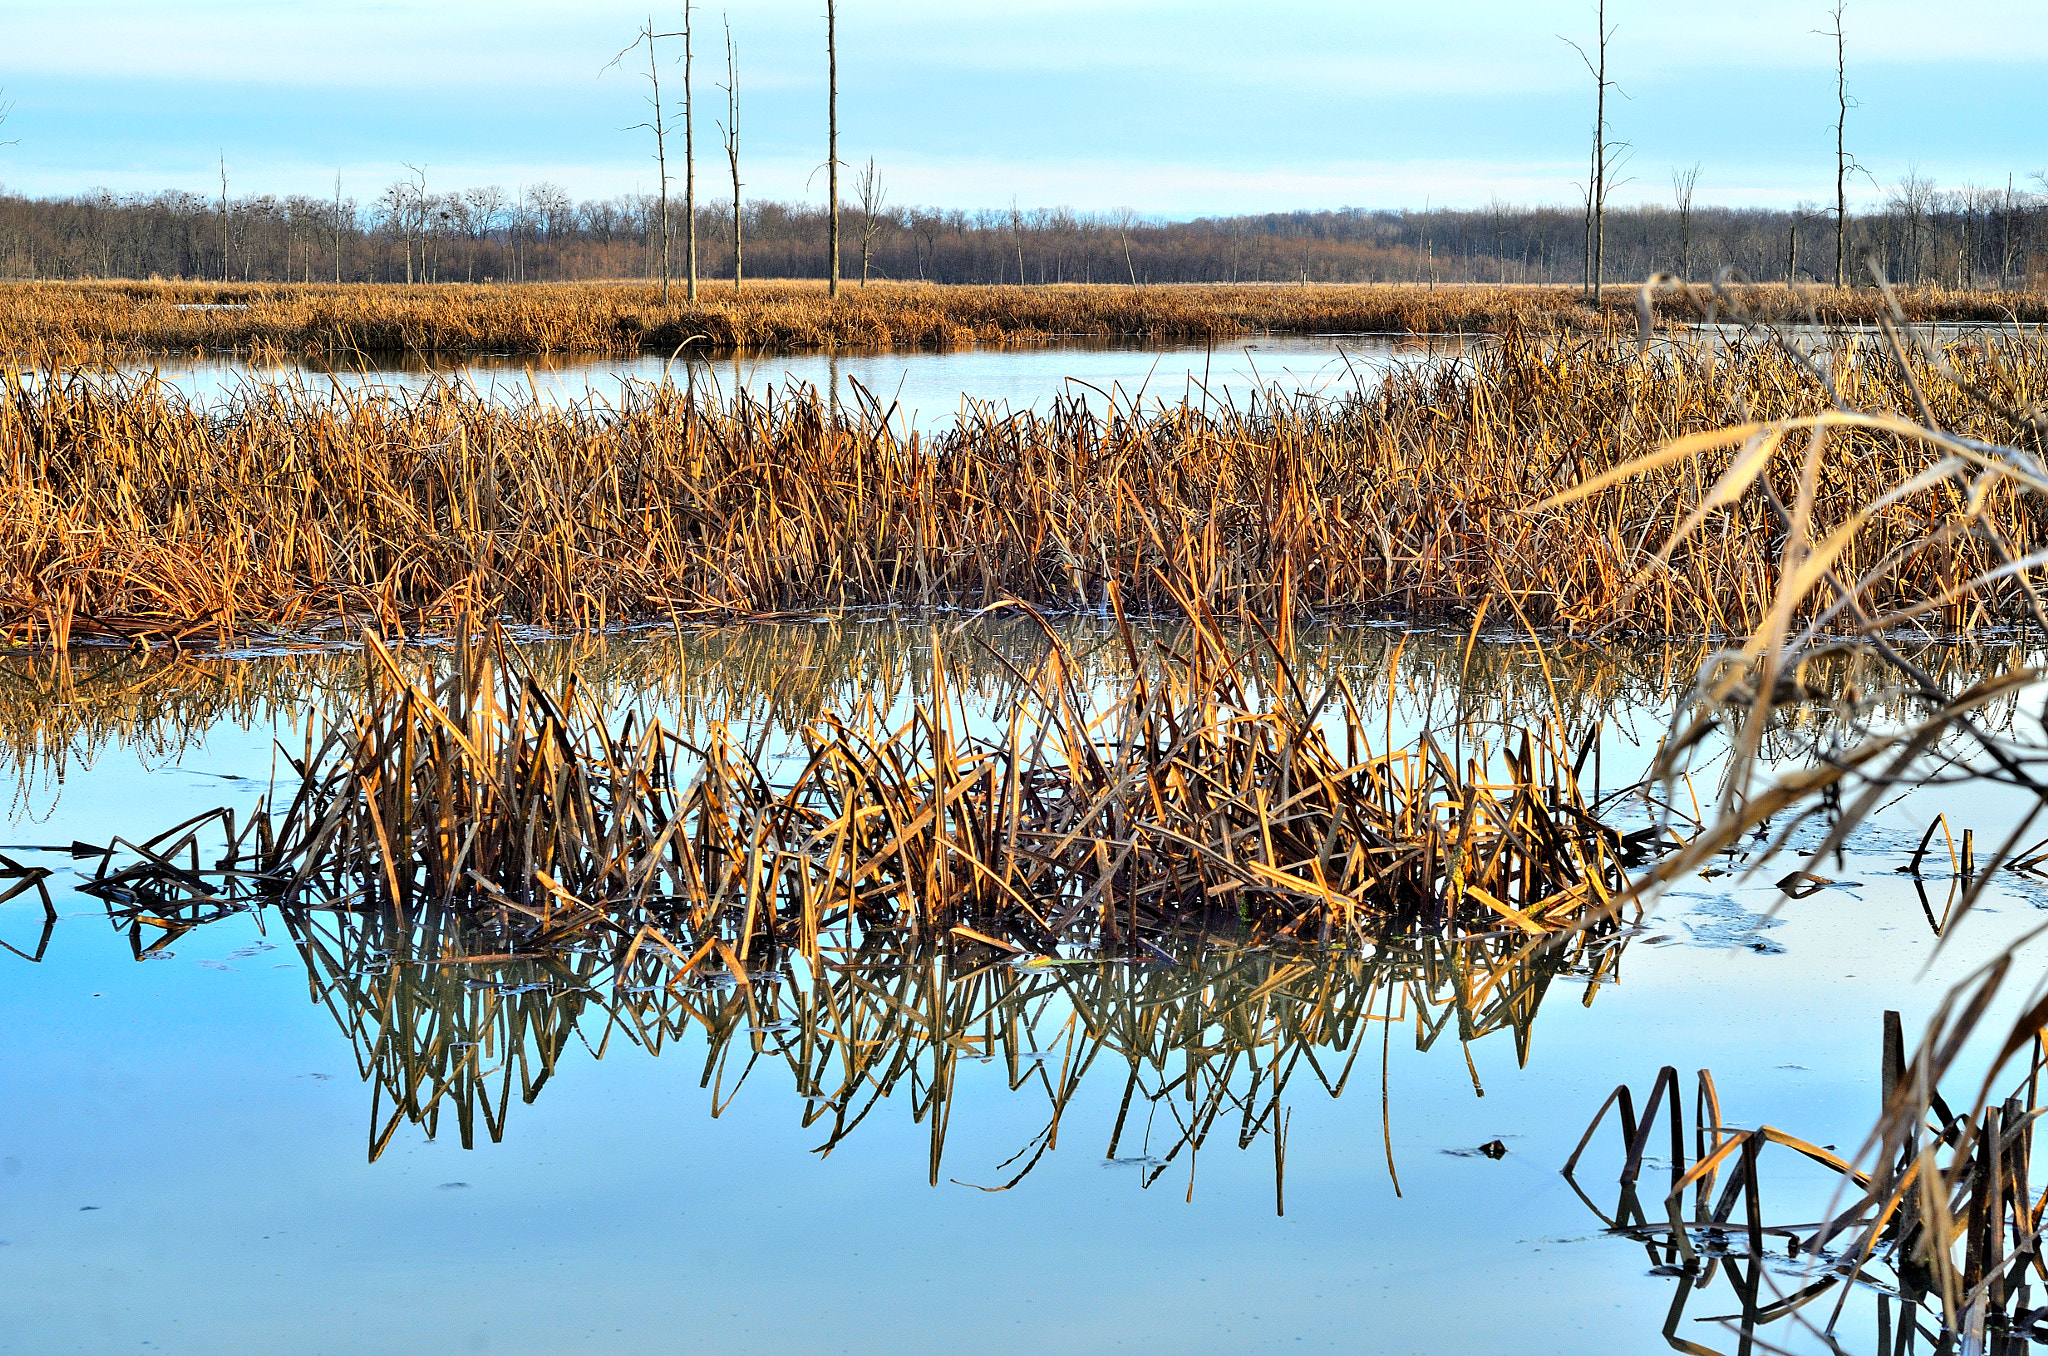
left=9, top=326, right=2048, bottom=645
left=1568, top=1026, right=2048, bottom=1355
left=133, top=890, right=1629, bottom=1178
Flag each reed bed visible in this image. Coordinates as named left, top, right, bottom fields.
left=4, top=279, right=2042, bottom=362
left=7, top=324, right=2048, bottom=646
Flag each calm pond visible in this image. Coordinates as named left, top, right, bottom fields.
left=101, top=333, right=1478, bottom=427
left=2, top=614, right=2045, bottom=1354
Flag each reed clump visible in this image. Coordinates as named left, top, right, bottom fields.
left=5, top=279, right=2042, bottom=361
left=81, top=603, right=1643, bottom=965
left=7, top=326, right=2048, bottom=645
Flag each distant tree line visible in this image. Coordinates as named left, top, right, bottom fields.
left=0, top=175, right=2042, bottom=290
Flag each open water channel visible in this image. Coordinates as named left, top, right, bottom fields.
left=105, top=333, right=1478, bottom=426
left=4, top=606, right=2048, bottom=1355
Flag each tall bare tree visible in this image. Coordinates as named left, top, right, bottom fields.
left=1562, top=2, right=1626, bottom=304
left=606, top=15, right=689, bottom=305
left=827, top=0, right=840, bottom=299
left=0, top=89, right=17, bottom=149
left=1818, top=2, right=1863, bottom=289
left=219, top=154, right=231, bottom=282
left=683, top=2, right=697, bottom=303
left=720, top=17, right=743, bottom=294
left=1671, top=161, right=1701, bottom=279
left=1111, top=207, right=1140, bottom=287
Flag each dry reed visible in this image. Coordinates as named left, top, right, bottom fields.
left=79, top=601, right=1641, bottom=962
left=7, top=324, right=2048, bottom=646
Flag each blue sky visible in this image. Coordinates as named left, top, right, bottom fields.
left=1, top=0, right=2042, bottom=216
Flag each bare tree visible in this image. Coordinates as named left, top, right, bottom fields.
left=1111, top=207, right=1140, bottom=286
left=403, top=163, right=429, bottom=283
left=219, top=154, right=231, bottom=282
left=683, top=1, right=697, bottom=303
left=1671, top=162, right=1701, bottom=279
left=1561, top=2, right=1627, bottom=303
left=855, top=157, right=888, bottom=285
left=333, top=172, right=346, bottom=283
left=826, top=0, right=839, bottom=299
left=1008, top=197, right=1027, bottom=283
left=720, top=17, right=743, bottom=294
left=0, top=89, right=17, bottom=149
left=462, top=184, right=507, bottom=283
left=1818, top=2, right=1866, bottom=288
left=606, top=15, right=689, bottom=305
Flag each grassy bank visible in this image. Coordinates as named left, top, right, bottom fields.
left=4, top=278, right=2047, bottom=360
left=4, top=326, right=2045, bottom=646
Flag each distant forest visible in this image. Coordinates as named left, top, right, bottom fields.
left=0, top=174, right=2039, bottom=290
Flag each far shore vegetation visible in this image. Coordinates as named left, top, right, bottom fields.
left=4, top=278, right=2048, bottom=361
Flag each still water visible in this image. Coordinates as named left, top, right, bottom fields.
left=112, top=334, right=1477, bottom=428
left=1, top=617, right=2044, bottom=1354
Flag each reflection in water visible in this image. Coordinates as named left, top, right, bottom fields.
left=4, top=612, right=2034, bottom=811
left=15, top=608, right=2014, bottom=808
left=170, top=900, right=1632, bottom=1185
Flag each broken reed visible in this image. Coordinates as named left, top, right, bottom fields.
left=1571, top=1022, right=2048, bottom=1352
left=85, top=601, right=1643, bottom=968
left=9, top=325, right=2048, bottom=647
left=9, top=279, right=2043, bottom=362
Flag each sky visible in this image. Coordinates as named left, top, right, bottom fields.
left=0, top=0, right=2042, bottom=218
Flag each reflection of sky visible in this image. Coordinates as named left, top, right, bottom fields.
left=4, top=631, right=2047, bottom=1353
left=119, top=336, right=1476, bottom=434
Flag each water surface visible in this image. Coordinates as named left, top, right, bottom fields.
left=1, top=618, right=2043, bottom=1355
left=110, top=334, right=1479, bottom=428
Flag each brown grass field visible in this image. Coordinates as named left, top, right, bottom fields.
left=3, top=322, right=2046, bottom=647
left=3, top=277, right=2046, bottom=359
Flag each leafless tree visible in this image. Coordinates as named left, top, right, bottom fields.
left=1561, top=2, right=1628, bottom=303
left=1817, top=3, right=1867, bottom=288
left=333, top=172, right=346, bottom=282
left=0, top=89, right=17, bottom=149
left=1669, top=162, right=1701, bottom=279
left=826, top=0, right=839, bottom=299
left=1890, top=169, right=1937, bottom=285
left=1110, top=207, right=1140, bottom=286
left=682, top=2, right=697, bottom=303
left=719, top=16, right=743, bottom=293
left=606, top=15, right=691, bottom=305
left=1008, top=197, right=1028, bottom=283
left=855, top=158, right=888, bottom=285
left=462, top=185, right=507, bottom=283
left=219, top=154, right=231, bottom=281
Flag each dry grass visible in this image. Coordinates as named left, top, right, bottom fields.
left=1533, top=277, right=2048, bottom=1351
left=3, top=278, right=2044, bottom=360
left=5, top=325, right=2048, bottom=645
